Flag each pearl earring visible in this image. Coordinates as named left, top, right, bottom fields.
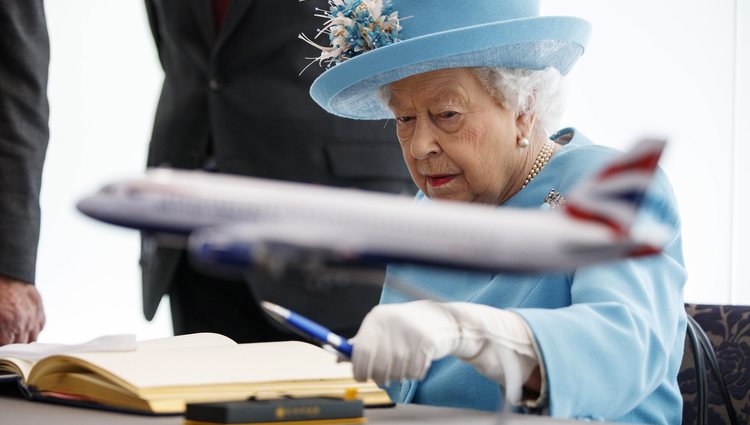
left=518, top=137, right=530, bottom=148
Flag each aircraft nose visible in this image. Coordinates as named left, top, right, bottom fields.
left=76, top=193, right=110, bottom=220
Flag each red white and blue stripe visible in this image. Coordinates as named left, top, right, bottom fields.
left=565, top=139, right=666, bottom=236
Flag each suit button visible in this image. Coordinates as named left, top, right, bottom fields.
left=209, top=78, right=222, bottom=91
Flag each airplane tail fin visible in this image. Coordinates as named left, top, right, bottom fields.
left=564, top=139, right=667, bottom=236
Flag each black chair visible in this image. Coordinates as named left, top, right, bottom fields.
left=679, top=304, right=749, bottom=425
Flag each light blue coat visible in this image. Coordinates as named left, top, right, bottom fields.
left=380, top=129, right=687, bottom=424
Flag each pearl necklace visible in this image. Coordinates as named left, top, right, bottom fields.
left=522, top=139, right=554, bottom=188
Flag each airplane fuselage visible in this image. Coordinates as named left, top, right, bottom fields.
left=78, top=169, right=651, bottom=273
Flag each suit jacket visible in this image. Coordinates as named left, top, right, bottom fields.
left=0, top=0, right=49, bottom=284
left=141, top=0, right=414, bottom=331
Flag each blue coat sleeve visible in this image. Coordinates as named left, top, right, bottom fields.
left=515, top=170, right=687, bottom=420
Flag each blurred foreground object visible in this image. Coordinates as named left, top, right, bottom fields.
left=78, top=139, right=669, bottom=276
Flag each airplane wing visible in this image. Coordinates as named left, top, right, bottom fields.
left=189, top=223, right=364, bottom=270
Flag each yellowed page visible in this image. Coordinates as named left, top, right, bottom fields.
left=0, top=333, right=147, bottom=383
left=24, top=335, right=392, bottom=414
left=34, top=370, right=389, bottom=413
left=27, top=333, right=235, bottom=385
left=31, top=341, right=352, bottom=392
left=0, top=357, right=33, bottom=382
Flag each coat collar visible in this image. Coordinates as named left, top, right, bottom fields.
left=191, top=0, right=253, bottom=51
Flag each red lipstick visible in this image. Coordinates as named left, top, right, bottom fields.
left=427, top=174, right=456, bottom=187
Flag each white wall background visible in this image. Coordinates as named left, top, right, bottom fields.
left=34, top=0, right=749, bottom=343
left=38, top=0, right=172, bottom=343
left=541, top=0, right=747, bottom=305
left=731, top=0, right=750, bottom=304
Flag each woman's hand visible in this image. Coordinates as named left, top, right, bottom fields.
left=350, top=300, right=542, bottom=405
left=350, top=300, right=461, bottom=385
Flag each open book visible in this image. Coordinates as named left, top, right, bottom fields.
left=0, top=333, right=392, bottom=414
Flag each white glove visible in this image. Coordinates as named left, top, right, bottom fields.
left=351, top=300, right=461, bottom=385
left=351, top=300, right=540, bottom=405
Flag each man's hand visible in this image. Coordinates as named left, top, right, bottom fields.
left=0, top=277, right=45, bottom=345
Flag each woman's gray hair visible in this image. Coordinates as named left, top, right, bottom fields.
left=472, top=67, right=566, bottom=137
left=379, top=67, right=566, bottom=136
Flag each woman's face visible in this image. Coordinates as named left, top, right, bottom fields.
left=387, top=68, right=530, bottom=205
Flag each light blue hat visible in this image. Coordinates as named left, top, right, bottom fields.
left=308, top=0, right=591, bottom=120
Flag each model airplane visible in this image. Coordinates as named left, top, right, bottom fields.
left=77, top=139, right=668, bottom=274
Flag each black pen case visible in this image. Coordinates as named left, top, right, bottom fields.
left=184, top=397, right=365, bottom=425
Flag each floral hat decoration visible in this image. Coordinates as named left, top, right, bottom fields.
left=301, top=0, right=591, bottom=120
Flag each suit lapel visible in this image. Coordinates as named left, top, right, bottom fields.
left=215, top=0, right=253, bottom=50
left=190, top=0, right=215, bottom=48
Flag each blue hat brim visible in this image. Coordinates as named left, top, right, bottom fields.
left=310, top=16, right=591, bottom=120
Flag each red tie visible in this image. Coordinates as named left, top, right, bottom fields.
left=212, top=0, right=232, bottom=32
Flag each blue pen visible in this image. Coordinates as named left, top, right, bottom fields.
left=260, top=301, right=354, bottom=359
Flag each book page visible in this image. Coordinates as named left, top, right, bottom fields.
left=2, top=333, right=232, bottom=383
left=0, top=357, right=33, bottom=381
left=134, top=332, right=236, bottom=351
left=0, top=334, right=136, bottom=362
left=30, top=341, right=352, bottom=392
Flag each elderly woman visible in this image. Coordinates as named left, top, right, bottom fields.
left=304, top=0, right=686, bottom=423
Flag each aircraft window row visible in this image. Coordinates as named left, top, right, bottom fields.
left=158, top=196, right=270, bottom=221
left=292, top=205, right=494, bottom=247
left=159, top=195, right=495, bottom=247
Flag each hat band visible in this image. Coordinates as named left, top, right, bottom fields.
left=328, top=40, right=582, bottom=119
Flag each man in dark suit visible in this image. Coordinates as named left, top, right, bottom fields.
left=141, top=0, right=414, bottom=342
left=0, top=0, right=49, bottom=345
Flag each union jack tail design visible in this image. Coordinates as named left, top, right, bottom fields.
left=565, top=139, right=667, bottom=236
